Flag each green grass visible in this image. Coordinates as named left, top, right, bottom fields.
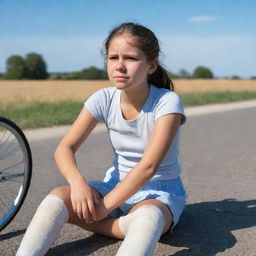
left=1, top=91, right=256, bottom=129
left=181, top=91, right=256, bottom=106
left=0, top=101, right=82, bottom=129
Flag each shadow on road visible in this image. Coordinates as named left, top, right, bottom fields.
left=28, top=199, right=255, bottom=256
left=47, top=233, right=118, bottom=256
left=0, top=229, right=26, bottom=241
left=160, top=199, right=256, bottom=255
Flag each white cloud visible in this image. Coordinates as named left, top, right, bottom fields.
left=190, top=15, right=217, bottom=22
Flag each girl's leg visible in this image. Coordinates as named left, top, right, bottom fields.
left=126, top=198, right=173, bottom=233
left=50, top=186, right=124, bottom=239
left=116, top=199, right=172, bottom=256
left=16, top=193, right=69, bottom=256
left=16, top=186, right=124, bottom=256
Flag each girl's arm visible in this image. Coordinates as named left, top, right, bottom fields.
left=95, top=113, right=182, bottom=220
left=54, top=107, right=99, bottom=221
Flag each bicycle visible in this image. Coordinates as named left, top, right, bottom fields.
left=0, top=117, right=32, bottom=231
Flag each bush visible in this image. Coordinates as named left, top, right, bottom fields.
left=231, top=75, right=241, bottom=80
left=79, top=66, right=108, bottom=79
left=52, top=66, right=108, bottom=80
left=193, top=66, right=214, bottom=79
left=178, top=69, right=191, bottom=79
left=49, top=73, right=63, bottom=80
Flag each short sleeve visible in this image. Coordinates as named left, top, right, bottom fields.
left=84, top=88, right=110, bottom=122
left=154, top=92, right=186, bottom=125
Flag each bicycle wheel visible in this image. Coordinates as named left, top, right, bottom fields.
left=0, top=117, right=32, bottom=231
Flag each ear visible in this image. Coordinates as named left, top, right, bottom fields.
left=148, top=59, right=158, bottom=74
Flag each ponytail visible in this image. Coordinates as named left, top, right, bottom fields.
left=148, top=65, right=174, bottom=91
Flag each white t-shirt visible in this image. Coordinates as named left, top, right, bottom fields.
left=84, top=84, right=186, bottom=180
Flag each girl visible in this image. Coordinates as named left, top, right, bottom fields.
left=16, top=22, right=186, bottom=256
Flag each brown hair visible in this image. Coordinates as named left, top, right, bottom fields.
left=104, top=22, right=174, bottom=91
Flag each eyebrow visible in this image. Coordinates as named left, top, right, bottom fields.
left=108, top=53, right=139, bottom=57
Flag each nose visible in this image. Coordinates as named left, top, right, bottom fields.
left=115, top=59, right=126, bottom=72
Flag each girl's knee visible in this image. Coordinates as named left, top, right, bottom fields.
left=50, top=186, right=70, bottom=198
left=49, top=186, right=76, bottom=221
left=119, top=204, right=166, bottom=237
left=49, top=186, right=71, bottom=207
left=129, top=200, right=173, bottom=234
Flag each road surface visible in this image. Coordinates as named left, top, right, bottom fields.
left=1, top=101, right=256, bottom=255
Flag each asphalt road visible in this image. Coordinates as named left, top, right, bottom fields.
left=1, top=104, right=256, bottom=256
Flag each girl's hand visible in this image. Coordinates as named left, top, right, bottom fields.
left=70, top=179, right=100, bottom=222
left=94, top=199, right=109, bottom=222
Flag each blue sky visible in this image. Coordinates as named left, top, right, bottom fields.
left=1, top=0, right=256, bottom=78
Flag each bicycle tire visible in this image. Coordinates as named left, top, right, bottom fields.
left=0, top=117, right=32, bottom=231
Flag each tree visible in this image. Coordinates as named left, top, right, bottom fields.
left=231, top=75, right=241, bottom=80
left=178, top=68, right=191, bottom=79
left=49, top=73, right=62, bottom=80
left=79, top=66, right=108, bottom=79
left=25, top=53, right=48, bottom=79
left=5, top=55, right=27, bottom=79
left=167, top=70, right=179, bottom=79
left=193, top=66, right=214, bottom=79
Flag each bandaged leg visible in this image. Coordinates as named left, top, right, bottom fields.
left=16, top=194, right=69, bottom=256
left=117, top=205, right=165, bottom=256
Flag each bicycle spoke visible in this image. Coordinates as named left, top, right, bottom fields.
left=0, top=129, right=8, bottom=145
left=0, top=130, right=13, bottom=149
left=0, top=160, right=25, bottom=173
left=0, top=198, right=8, bottom=211
left=0, top=196, right=10, bottom=213
left=0, top=146, right=21, bottom=161
left=0, top=117, right=32, bottom=231
left=2, top=141, right=20, bottom=159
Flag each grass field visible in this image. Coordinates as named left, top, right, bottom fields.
left=0, top=80, right=111, bottom=107
left=1, top=79, right=256, bottom=107
left=1, top=79, right=256, bottom=128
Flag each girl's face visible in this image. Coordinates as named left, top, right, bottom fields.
left=107, top=35, right=157, bottom=91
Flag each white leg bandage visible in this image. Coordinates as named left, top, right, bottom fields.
left=117, top=205, right=165, bottom=256
left=16, top=194, right=69, bottom=256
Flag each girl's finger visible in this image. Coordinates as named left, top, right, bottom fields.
left=92, top=190, right=100, bottom=205
left=82, top=201, right=90, bottom=220
left=76, top=202, right=82, bottom=219
left=87, top=200, right=96, bottom=221
left=71, top=201, right=77, bottom=213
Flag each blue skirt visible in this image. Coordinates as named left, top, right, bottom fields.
left=88, top=167, right=186, bottom=232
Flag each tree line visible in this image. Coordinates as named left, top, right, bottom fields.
left=1, top=52, right=254, bottom=80
left=4, top=53, right=48, bottom=79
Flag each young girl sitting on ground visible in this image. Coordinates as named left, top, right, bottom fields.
left=17, top=22, right=186, bottom=256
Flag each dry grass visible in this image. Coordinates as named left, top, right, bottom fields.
left=0, top=80, right=111, bottom=107
left=173, top=79, right=256, bottom=94
left=1, top=79, right=256, bottom=107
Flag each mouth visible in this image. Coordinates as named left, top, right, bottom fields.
left=114, top=76, right=129, bottom=82
left=114, top=76, right=129, bottom=79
